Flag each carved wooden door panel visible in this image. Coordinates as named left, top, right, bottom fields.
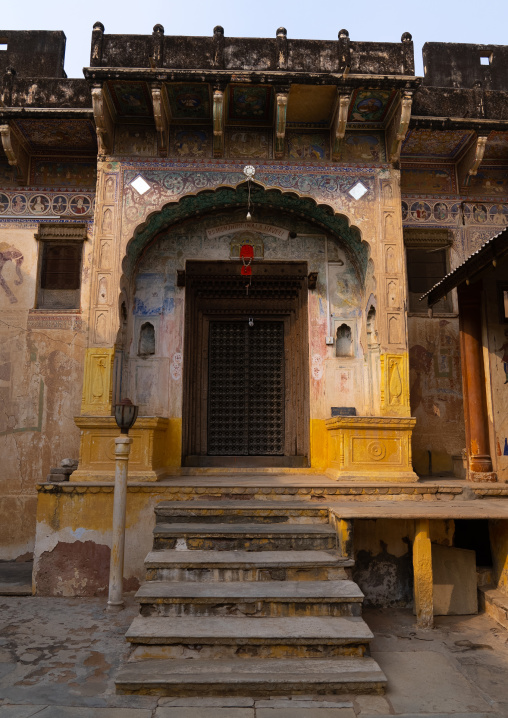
left=207, top=320, right=285, bottom=455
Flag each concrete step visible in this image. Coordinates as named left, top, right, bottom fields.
left=125, top=615, right=373, bottom=659
left=155, top=500, right=330, bottom=524
left=115, top=656, right=387, bottom=696
left=135, top=579, right=363, bottom=617
left=153, top=522, right=337, bottom=552
left=144, top=549, right=352, bottom=582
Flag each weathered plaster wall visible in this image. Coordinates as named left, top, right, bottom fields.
left=483, top=256, right=508, bottom=481
left=0, top=219, right=93, bottom=559
left=408, top=316, right=464, bottom=475
left=353, top=518, right=455, bottom=606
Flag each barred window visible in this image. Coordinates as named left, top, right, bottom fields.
left=35, top=223, right=86, bottom=310
left=406, top=247, right=451, bottom=314
left=41, top=244, right=81, bottom=290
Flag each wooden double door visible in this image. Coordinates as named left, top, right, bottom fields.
left=182, top=261, right=309, bottom=467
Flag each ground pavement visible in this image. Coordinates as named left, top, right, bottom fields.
left=0, top=584, right=508, bottom=717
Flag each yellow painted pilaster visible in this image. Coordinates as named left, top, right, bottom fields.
left=80, top=347, right=115, bottom=416
left=413, top=518, right=433, bottom=628
left=380, top=352, right=411, bottom=417
left=310, top=419, right=328, bottom=470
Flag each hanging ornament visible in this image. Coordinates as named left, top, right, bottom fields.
left=240, top=243, right=254, bottom=276
left=243, top=165, right=255, bottom=221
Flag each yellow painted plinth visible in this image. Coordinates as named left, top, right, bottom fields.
left=325, top=415, right=418, bottom=482
left=72, top=416, right=173, bottom=482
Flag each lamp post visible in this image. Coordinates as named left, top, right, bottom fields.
left=107, top=398, right=138, bottom=612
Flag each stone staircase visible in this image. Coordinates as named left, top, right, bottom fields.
left=115, top=500, right=387, bottom=696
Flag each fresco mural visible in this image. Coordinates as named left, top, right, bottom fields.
left=348, top=89, right=394, bottom=124
left=402, top=129, right=473, bottom=158
left=466, top=168, right=508, bottom=197
left=171, top=128, right=211, bottom=158
left=14, top=119, right=97, bottom=152
left=0, top=161, right=18, bottom=187
left=115, top=126, right=156, bottom=155
left=340, top=133, right=385, bottom=162
left=166, top=84, right=211, bottom=120
left=484, top=131, right=508, bottom=160
left=401, top=167, right=455, bottom=194
left=32, top=160, right=97, bottom=188
left=287, top=133, right=328, bottom=161
left=226, top=130, right=270, bottom=159
left=108, top=81, right=153, bottom=117
left=0, top=243, right=23, bottom=304
left=228, top=85, right=272, bottom=122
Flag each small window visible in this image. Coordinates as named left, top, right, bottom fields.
left=35, top=223, right=86, bottom=310
left=406, top=247, right=451, bottom=314
left=0, top=42, right=8, bottom=52
left=480, top=54, right=491, bottom=66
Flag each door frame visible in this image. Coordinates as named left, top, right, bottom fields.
left=181, top=260, right=310, bottom=467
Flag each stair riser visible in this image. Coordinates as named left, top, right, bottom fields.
left=117, top=679, right=385, bottom=697
left=146, top=566, right=349, bottom=582
left=153, top=536, right=337, bottom=551
left=127, top=642, right=369, bottom=660
left=139, top=601, right=362, bottom=618
left=155, top=513, right=329, bottom=525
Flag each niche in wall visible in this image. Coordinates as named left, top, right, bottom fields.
left=335, top=322, right=353, bottom=357
left=138, top=322, right=155, bottom=356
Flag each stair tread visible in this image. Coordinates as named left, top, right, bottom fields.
left=156, top=501, right=328, bottom=511
left=116, top=656, right=386, bottom=684
left=145, top=549, right=352, bottom=567
left=126, top=615, right=373, bottom=643
left=154, top=522, right=336, bottom=535
left=135, top=579, right=363, bottom=601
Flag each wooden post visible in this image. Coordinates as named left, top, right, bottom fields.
left=413, top=518, right=433, bottom=628
left=458, top=284, right=496, bottom=480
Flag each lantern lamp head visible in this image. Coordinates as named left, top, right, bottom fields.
left=114, top=398, right=139, bottom=434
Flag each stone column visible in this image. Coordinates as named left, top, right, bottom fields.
left=458, top=283, right=496, bottom=481
left=413, top=518, right=433, bottom=628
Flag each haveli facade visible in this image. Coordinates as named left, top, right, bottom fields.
left=1, top=26, right=508, bottom=626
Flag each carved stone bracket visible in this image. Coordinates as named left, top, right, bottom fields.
left=457, top=133, right=489, bottom=187
left=274, top=91, right=288, bottom=158
left=213, top=88, right=225, bottom=158
left=0, top=123, right=30, bottom=184
left=91, top=85, right=114, bottom=156
left=334, top=93, right=351, bottom=143
left=151, top=85, right=170, bottom=154
left=388, top=91, right=413, bottom=163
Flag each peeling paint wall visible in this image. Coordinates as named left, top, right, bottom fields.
left=0, top=221, right=93, bottom=559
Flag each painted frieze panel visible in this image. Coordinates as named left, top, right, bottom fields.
left=226, top=129, right=271, bottom=159
left=401, top=165, right=456, bottom=195
left=165, top=83, right=211, bottom=120
left=0, top=190, right=95, bottom=218
left=466, top=167, right=508, bottom=197
left=348, top=89, right=395, bottom=125
left=228, top=85, right=273, bottom=123
left=170, top=127, right=212, bottom=158
left=115, top=125, right=157, bottom=156
left=31, top=159, right=97, bottom=188
left=402, top=129, right=473, bottom=159
left=287, top=132, right=328, bottom=161
left=14, top=119, right=97, bottom=153
left=108, top=81, right=153, bottom=118
left=0, top=160, right=19, bottom=187
left=339, top=132, right=386, bottom=163
left=286, top=85, right=336, bottom=126
left=484, top=131, right=508, bottom=161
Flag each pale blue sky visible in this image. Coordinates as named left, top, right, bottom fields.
left=2, top=0, right=508, bottom=79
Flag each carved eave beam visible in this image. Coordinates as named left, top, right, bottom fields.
left=331, top=91, right=351, bottom=160
left=213, top=86, right=225, bottom=158
left=91, top=84, right=114, bottom=156
left=151, top=84, right=170, bottom=155
left=388, top=91, right=413, bottom=163
left=0, top=122, right=29, bottom=184
left=457, top=133, right=489, bottom=187
left=274, top=91, right=288, bottom=159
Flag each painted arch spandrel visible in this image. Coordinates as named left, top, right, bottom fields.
left=124, top=208, right=371, bottom=422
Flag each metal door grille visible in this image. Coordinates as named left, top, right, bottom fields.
left=207, top=321, right=284, bottom=455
